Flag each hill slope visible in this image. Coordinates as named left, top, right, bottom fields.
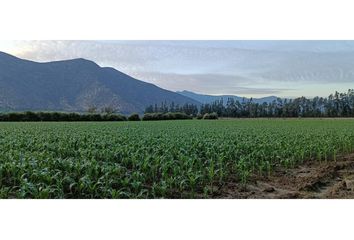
left=0, top=52, right=199, bottom=113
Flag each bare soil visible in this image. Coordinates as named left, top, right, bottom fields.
left=215, top=153, right=354, bottom=199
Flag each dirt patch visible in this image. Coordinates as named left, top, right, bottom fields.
left=216, top=153, right=354, bottom=199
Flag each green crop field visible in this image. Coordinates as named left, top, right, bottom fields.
left=0, top=119, right=354, bottom=198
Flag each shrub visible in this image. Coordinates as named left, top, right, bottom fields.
left=8, top=112, right=25, bottom=121
left=102, top=114, right=127, bottom=121
left=168, top=112, right=193, bottom=120
left=0, top=112, right=128, bottom=122
left=196, top=114, right=203, bottom=120
left=51, top=112, right=63, bottom=121
left=142, top=112, right=192, bottom=121
left=102, top=114, right=114, bottom=121
left=91, top=114, right=103, bottom=121
left=128, top=113, right=141, bottom=121
left=67, top=112, right=81, bottom=121
left=142, top=113, right=159, bottom=121
left=37, top=112, right=51, bottom=121
left=203, top=112, right=218, bottom=120
left=23, top=111, right=41, bottom=121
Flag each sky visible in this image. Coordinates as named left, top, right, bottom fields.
left=0, top=40, right=353, bottom=98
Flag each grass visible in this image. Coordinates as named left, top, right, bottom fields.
left=0, top=119, right=354, bottom=198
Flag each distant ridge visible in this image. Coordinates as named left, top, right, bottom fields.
left=0, top=51, right=199, bottom=113
left=177, top=90, right=279, bottom=104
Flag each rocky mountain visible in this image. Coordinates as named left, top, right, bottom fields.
left=0, top=51, right=199, bottom=114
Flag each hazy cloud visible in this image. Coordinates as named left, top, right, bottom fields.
left=3, top=40, right=354, bottom=97
left=132, top=72, right=294, bottom=95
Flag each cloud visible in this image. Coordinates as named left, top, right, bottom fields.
left=4, top=40, right=354, bottom=97
left=11, top=40, right=159, bottom=72
left=132, top=71, right=294, bottom=95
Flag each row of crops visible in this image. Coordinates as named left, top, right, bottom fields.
left=0, top=119, right=354, bottom=198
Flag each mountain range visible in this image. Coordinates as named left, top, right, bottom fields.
left=0, top=51, right=284, bottom=113
left=0, top=51, right=199, bottom=113
left=177, top=90, right=278, bottom=104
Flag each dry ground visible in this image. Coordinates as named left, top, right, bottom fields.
left=216, top=153, right=354, bottom=199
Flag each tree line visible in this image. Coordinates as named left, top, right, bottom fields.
left=145, top=102, right=199, bottom=116
left=145, top=89, right=354, bottom=118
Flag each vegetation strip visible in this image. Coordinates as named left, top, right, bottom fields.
left=146, top=89, right=354, bottom=118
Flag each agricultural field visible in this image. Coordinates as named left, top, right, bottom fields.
left=0, top=119, right=354, bottom=198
